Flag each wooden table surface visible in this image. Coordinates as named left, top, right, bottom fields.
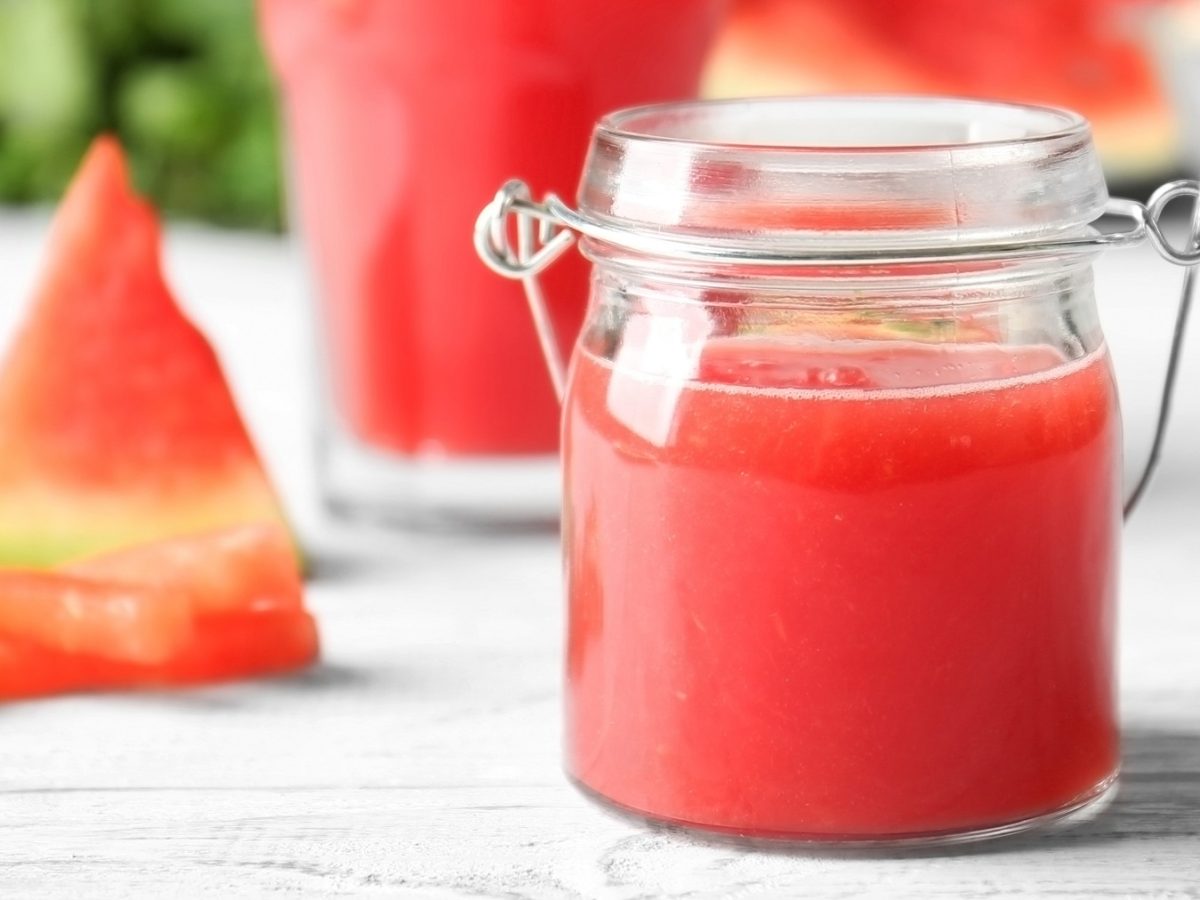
left=0, top=212, right=1196, bottom=897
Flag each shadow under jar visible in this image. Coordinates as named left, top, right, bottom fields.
left=488, top=97, right=1143, bottom=845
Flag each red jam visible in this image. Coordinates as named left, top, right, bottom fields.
left=564, top=337, right=1120, bottom=838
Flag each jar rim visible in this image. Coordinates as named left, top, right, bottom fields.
left=595, top=95, right=1091, bottom=155
left=576, top=95, right=1109, bottom=254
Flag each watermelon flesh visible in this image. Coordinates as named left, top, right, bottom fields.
left=0, top=137, right=292, bottom=567
left=0, top=571, right=190, bottom=665
left=0, top=524, right=317, bottom=700
left=66, top=523, right=303, bottom=616
left=0, top=610, right=319, bottom=700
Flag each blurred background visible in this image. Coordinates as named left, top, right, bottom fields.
left=704, top=0, right=1199, bottom=186
left=0, top=0, right=281, bottom=229
left=0, top=0, right=1196, bottom=233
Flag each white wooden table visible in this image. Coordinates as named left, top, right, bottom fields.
left=0, top=211, right=1196, bottom=897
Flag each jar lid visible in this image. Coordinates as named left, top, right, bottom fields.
left=576, top=96, right=1109, bottom=253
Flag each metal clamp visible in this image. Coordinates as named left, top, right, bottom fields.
left=474, top=181, right=573, bottom=400
left=475, top=179, right=1200, bottom=517
left=1124, top=180, right=1200, bottom=517
left=477, top=179, right=1200, bottom=274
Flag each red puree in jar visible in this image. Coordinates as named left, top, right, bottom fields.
left=564, top=336, right=1120, bottom=838
left=259, top=0, right=721, bottom=456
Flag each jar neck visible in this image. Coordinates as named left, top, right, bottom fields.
left=580, top=250, right=1105, bottom=385
left=581, top=238, right=1100, bottom=303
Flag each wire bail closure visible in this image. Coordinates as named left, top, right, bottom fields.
left=474, top=178, right=1200, bottom=517
left=478, top=179, right=1200, bottom=273
left=474, top=180, right=573, bottom=400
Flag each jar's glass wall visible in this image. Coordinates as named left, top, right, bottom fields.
left=577, top=254, right=1109, bottom=386
left=562, top=256, right=1121, bottom=841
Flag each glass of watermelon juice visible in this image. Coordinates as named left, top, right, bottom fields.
left=257, top=0, right=724, bottom=526
left=474, top=97, right=1200, bottom=844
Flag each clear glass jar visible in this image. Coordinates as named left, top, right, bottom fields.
left=478, top=97, right=1198, bottom=845
left=258, top=0, right=723, bottom=528
left=567, top=98, right=1120, bottom=844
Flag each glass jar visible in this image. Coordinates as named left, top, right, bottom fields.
left=477, top=97, right=1200, bottom=845
left=258, top=0, right=724, bottom=528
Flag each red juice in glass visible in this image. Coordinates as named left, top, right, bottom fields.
left=564, top=336, right=1120, bottom=838
left=258, top=0, right=724, bottom=522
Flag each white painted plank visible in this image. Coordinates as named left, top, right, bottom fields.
left=0, top=215, right=1196, bottom=897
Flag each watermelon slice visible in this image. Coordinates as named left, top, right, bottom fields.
left=0, top=524, right=317, bottom=700
left=703, top=0, right=1179, bottom=181
left=0, top=611, right=317, bottom=700
left=66, top=523, right=303, bottom=616
left=0, top=137, right=292, bottom=567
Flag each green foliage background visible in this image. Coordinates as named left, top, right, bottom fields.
left=0, top=0, right=282, bottom=230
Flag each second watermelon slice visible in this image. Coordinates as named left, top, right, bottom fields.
left=0, top=523, right=318, bottom=700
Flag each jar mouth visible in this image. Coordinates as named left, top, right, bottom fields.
left=596, top=95, right=1090, bottom=154
left=577, top=95, right=1109, bottom=253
